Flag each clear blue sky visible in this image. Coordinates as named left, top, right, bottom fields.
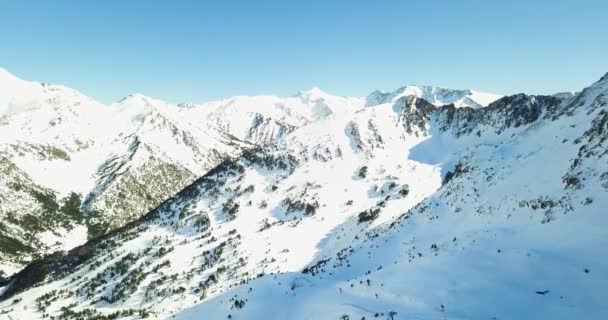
left=1, top=0, right=607, bottom=103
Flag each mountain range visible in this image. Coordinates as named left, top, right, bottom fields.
left=0, top=68, right=606, bottom=320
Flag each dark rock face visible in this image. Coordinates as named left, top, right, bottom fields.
left=392, top=96, right=437, bottom=136
left=434, top=94, right=564, bottom=137
left=442, top=162, right=469, bottom=185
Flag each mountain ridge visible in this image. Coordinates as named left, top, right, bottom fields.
left=0, top=68, right=502, bottom=276
left=1, top=68, right=605, bottom=320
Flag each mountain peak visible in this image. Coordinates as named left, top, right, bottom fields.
left=116, top=93, right=172, bottom=110
left=119, top=93, right=153, bottom=103
left=0, top=67, right=19, bottom=82
left=0, top=67, right=37, bottom=89
left=0, top=68, right=48, bottom=117
left=296, top=86, right=331, bottom=100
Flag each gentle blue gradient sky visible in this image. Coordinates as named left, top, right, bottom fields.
left=1, top=0, right=606, bottom=103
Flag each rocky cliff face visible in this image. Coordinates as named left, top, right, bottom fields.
left=433, top=94, right=565, bottom=138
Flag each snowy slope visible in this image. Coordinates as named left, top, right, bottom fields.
left=0, top=68, right=54, bottom=117
left=1, top=72, right=604, bottom=320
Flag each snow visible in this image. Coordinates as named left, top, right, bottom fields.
left=1, top=68, right=605, bottom=320
left=0, top=68, right=47, bottom=117
left=37, top=225, right=89, bottom=252
left=469, top=89, right=503, bottom=107
left=365, top=84, right=502, bottom=109
left=171, top=78, right=607, bottom=320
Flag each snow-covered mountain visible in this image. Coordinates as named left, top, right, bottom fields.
left=0, top=69, right=503, bottom=277
left=365, top=84, right=502, bottom=109
left=1, top=69, right=605, bottom=320
left=183, top=87, right=365, bottom=144
left=0, top=69, right=247, bottom=275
